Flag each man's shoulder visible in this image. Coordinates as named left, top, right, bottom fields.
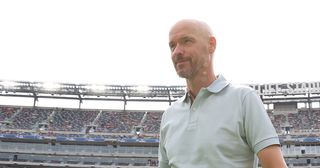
left=210, top=75, right=255, bottom=95
left=166, top=96, right=184, bottom=110
left=227, top=83, right=256, bottom=94
left=162, top=95, right=186, bottom=114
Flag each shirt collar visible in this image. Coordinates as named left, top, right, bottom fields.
left=180, top=75, right=230, bottom=103
left=206, top=75, right=230, bottom=93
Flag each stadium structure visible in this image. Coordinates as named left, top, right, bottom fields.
left=1, top=80, right=320, bottom=168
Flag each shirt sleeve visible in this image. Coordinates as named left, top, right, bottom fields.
left=158, top=112, right=170, bottom=168
left=242, top=90, right=280, bottom=154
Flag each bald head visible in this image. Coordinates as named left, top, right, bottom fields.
left=169, top=19, right=216, bottom=56
left=169, top=19, right=213, bottom=40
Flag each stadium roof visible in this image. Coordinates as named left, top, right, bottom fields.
left=1, top=80, right=320, bottom=109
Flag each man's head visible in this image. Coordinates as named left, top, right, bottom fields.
left=169, top=19, right=216, bottom=79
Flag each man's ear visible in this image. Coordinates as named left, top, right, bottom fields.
left=209, top=36, right=216, bottom=53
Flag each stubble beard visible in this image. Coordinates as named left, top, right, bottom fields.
left=176, top=59, right=208, bottom=80
left=175, top=65, right=198, bottom=79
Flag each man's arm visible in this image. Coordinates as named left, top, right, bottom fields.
left=257, top=145, right=288, bottom=168
left=158, top=112, right=170, bottom=168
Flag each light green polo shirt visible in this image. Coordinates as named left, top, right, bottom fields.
left=159, top=75, right=279, bottom=168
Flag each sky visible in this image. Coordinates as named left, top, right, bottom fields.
left=1, top=0, right=320, bottom=87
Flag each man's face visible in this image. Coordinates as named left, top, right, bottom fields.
left=169, top=22, right=212, bottom=79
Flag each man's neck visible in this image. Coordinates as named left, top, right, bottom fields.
left=186, top=73, right=216, bottom=98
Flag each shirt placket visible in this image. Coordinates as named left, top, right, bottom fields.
left=187, top=89, right=205, bottom=131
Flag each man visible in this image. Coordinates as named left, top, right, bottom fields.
left=158, top=19, right=287, bottom=168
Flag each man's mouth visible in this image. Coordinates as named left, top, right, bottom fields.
left=176, top=60, right=189, bottom=65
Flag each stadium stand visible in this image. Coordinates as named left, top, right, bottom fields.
left=1, top=80, right=320, bottom=167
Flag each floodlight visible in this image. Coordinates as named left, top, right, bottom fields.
left=135, top=85, right=150, bottom=92
left=89, top=84, right=106, bottom=92
left=105, top=86, right=115, bottom=90
left=42, top=82, right=61, bottom=91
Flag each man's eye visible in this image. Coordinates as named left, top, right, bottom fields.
left=169, top=44, right=176, bottom=52
left=184, top=39, right=192, bottom=44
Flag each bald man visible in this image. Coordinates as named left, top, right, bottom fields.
left=158, top=19, right=287, bottom=168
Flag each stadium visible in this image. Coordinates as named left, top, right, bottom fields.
left=1, top=80, right=320, bottom=168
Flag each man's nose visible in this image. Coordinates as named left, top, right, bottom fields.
left=172, top=44, right=184, bottom=58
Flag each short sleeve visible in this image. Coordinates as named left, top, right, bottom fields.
left=242, top=90, right=280, bottom=154
left=158, top=111, right=170, bottom=168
